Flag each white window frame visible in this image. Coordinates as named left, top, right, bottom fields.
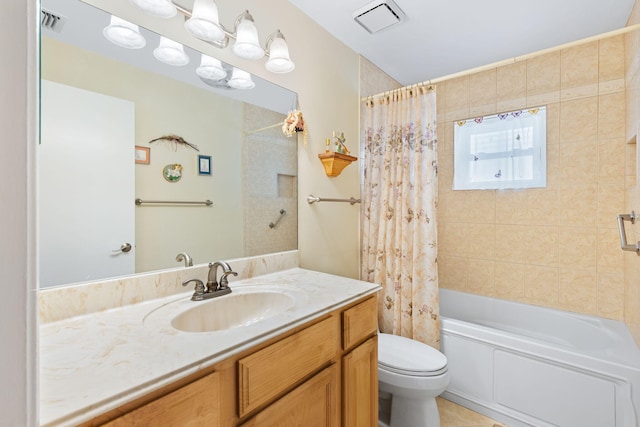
left=453, top=106, right=547, bottom=190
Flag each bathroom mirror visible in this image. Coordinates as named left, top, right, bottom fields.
left=39, top=0, right=299, bottom=288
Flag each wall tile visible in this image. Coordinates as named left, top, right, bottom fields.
left=494, top=262, right=525, bottom=300
left=439, top=255, right=468, bottom=291
left=467, top=258, right=494, bottom=294
left=560, top=84, right=599, bottom=102
left=494, top=225, right=527, bottom=263
left=524, top=265, right=559, bottom=307
left=524, top=226, right=559, bottom=267
left=597, top=183, right=625, bottom=228
left=525, top=188, right=559, bottom=226
left=469, top=69, right=497, bottom=108
left=558, top=227, right=597, bottom=270
left=527, top=51, right=561, bottom=96
left=598, top=272, right=625, bottom=320
left=561, top=41, right=599, bottom=89
left=559, top=141, right=598, bottom=185
left=597, top=228, right=624, bottom=273
left=495, top=189, right=527, bottom=224
left=599, top=91, right=626, bottom=140
left=497, top=61, right=527, bottom=101
left=445, top=76, right=470, bottom=119
left=559, top=96, right=598, bottom=143
left=545, top=103, right=561, bottom=145
left=599, top=35, right=625, bottom=82
left=599, top=137, right=627, bottom=184
left=559, top=268, right=597, bottom=315
left=558, top=184, right=597, bottom=227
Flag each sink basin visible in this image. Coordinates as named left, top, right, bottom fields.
left=170, top=289, right=296, bottom=333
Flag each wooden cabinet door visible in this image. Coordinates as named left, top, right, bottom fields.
left=102, top=371, right=221, bottom=427
left=240, top=364, right=340, bottom=427
left=238, top=315, right=340, bottom=417
left=342, top=336, right=378, bottom=427
left=342, top=297, right=377, bottom=351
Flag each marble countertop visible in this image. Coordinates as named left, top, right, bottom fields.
left=39, top=268, right=380, bottom=426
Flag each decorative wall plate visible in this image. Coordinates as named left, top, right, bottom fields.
left=163, top=163, right=183, bottom=182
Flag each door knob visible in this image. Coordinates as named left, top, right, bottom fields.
left=113, top=243, right=132, bottom=253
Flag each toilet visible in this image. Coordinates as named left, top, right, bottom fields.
left=378, top=333, right=450, bottom=427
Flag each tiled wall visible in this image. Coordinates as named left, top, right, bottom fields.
left=242, top=104, right=298, bottom=256
left=437, top=34, right=629, bottom=320
left=625, top=2, right=640, bottom=343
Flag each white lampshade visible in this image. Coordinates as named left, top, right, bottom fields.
left=232, top=14, right=264, bottom=60
left=196, top=54, right=227, bottom=80
left=128, top=0, right=177, bottom=18
left=228, top=67, right=255, bottom=89
left=265, top=32, right=295, bottom=73
left=185, top=0, right=225, bottom=42
left=153, top=36, right=189, bottom=66
left=103, top=15, right=146, bottom=49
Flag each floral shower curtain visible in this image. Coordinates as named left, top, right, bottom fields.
left=361, top=86, right=440, bottom=349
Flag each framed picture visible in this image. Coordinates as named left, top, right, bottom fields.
left=198, top=155, right=211, bottom=175
left=135, top=146, right=150, bottom=164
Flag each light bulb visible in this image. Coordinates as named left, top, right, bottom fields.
left=128, top=0, right=177, bottom=19
left=153, top=37, right=189, bottom=66
left=228, top=67, right=255, bottom=89
left=103, top=15, right=146, bottom=49
left=196, top=54, right=227, bottom=80
left=232, top=13, right=264, bottom=60
left=265, top=32, right=295, bottom=73
left=185, top=0, right=225, bottom=42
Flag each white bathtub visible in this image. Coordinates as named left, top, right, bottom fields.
left=439, top=288, right=640, bottom=427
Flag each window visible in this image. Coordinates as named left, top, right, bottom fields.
left=453, top=106, right=547, bottom=190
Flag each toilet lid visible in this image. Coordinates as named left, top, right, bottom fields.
left=378, top=333, right=447, bottom=376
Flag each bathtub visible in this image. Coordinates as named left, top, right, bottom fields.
left=439, top=289, right=640, bottom=427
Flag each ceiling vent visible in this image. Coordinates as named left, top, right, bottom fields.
left=353, top=0, right=405, bottom=34
left=41, top=9, right=67, bottom=33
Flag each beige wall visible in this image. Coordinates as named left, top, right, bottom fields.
left=625, top=3, right=640, bottom=343
left=437, top=34, right=629, bottom=320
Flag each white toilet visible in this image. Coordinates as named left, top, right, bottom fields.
left=378, top=333, right=450, bottom=427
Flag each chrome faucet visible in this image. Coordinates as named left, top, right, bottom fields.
left=176, top=252, right=193, bottom=267
left=207, top=261, right=238, bottom=293
left=182, top=260, right=237, bottom=301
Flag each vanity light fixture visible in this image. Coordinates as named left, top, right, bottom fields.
left=103, top=15, right=146, bottom=49
left=128, top=0, right=177, bottom=19
left=196, top=54, right=227, bottom=80
left=231, top=11, right=264, bottom=60
left=129, top=1, right=295, bottom=73
left=184, top=0, right=225, bottom=42
left=227, top=67, right=255, bottom=89
left=265, top=30, right=295, bottom=73
left=153, top=36, right=190, bottom=66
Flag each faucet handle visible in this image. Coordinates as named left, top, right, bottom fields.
left=182, top=279, right=206, bottom=301
left=219, top=271, right=238, bottom=289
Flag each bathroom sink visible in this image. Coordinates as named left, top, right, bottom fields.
left=170, top=289, right=296, bottom=333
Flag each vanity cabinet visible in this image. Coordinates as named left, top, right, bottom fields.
left=95, top=295, right=378, bottom=427
left=101, top=371, right=222, bottom=427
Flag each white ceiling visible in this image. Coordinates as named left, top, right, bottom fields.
left=288, top=0, right=636, bottom=86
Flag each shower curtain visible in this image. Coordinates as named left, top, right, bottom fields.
left=361, top=86, right=440, bottom=348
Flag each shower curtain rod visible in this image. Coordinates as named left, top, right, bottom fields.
left=362, top=23, right=640, bottom=102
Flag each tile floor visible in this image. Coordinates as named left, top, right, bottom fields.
left=437, top=397, right=508, bottom=427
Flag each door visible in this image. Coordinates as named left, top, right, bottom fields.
left=39, top=80, right=135, bottom=287
left=343, top=336, right=378, bottom=427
